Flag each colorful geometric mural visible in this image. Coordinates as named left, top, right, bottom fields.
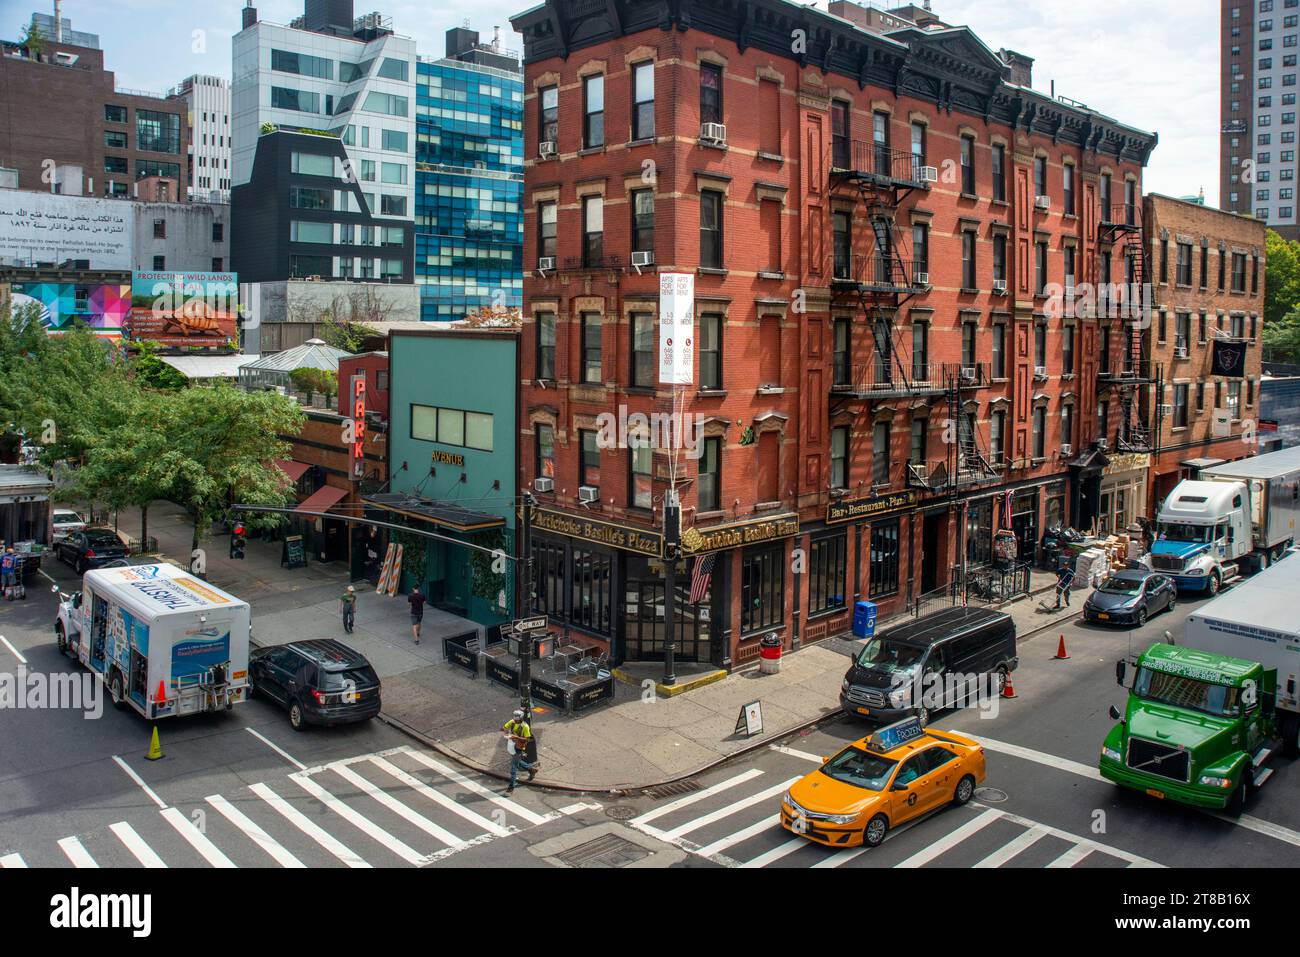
left=10, top=282, right=131, bottom=338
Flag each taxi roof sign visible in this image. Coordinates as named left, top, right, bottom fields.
left=864, top=717, right=926, bottom=754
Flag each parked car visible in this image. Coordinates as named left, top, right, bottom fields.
left=51, top=509, right=87, bottom=544
left=56, top=527, right=129, bottom=574
left=249, top=639, right=381, bottom=730
left=1082, top=569, right=1176, bottom=627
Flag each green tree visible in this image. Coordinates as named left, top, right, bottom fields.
left=129, top=342, right=189, bottom=392
left=19, top=21, right=46, bottom=59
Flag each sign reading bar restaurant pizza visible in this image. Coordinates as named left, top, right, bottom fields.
left=530, top=508, right=664, bottom=557
left=658, top=272, right=694, bottom=385
left=681, top=514, right=800, bottom=554
left=827, top=490, right=919, bottom=525
left=126, top=272, right=239, bottom=347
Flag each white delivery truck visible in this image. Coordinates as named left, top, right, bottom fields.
left=1151, top=446, right=1300, bottom=594
left=1184, top=553, right=1300, bottom=756
left=54, top=563, right=250, bottom=719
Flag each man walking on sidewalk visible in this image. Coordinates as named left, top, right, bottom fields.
left=502, top=709, right=537, bottom=793
left=1053, top=558, right=1075, bottom=610
left=339, top=585, right=357, bottom=634
left=408, top=585, right=425, bottom=644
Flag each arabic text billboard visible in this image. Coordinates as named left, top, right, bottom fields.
left=0, top=192, right=133, bottom=270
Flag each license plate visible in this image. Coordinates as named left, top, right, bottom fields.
left=1098, top=613, right=1110, bottom=620
left=1145, top=788, right=1165, bottom=799
left=857, top=707, right=871, bottom=715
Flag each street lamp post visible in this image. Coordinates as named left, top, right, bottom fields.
left=662, top=490, right=680, bottom=687
left=518, top=490, right=535, bottom=719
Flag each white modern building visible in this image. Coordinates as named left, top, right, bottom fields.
left=172, top=74, right=232, bottom=203
left=230, top=1, right=417, bottom=284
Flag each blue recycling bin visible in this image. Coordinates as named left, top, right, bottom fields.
left=852, top=600, right=877, bottom=639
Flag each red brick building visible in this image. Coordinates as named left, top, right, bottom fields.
left=510, top=0, right=1157, bottom=670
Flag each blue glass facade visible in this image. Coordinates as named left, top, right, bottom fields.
left=415, top=58, right=523, bottom=322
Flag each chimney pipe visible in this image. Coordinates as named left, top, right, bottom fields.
left=53, top=0, right=63, bottom=43
left=492, top=26, right=501, bottom=51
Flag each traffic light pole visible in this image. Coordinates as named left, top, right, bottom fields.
left=518, top=491, right=535, bottom=720
left=662, top=490, right=680, bottom=687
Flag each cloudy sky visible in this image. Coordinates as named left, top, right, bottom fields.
left=17, top=0, right=1218, bottom=203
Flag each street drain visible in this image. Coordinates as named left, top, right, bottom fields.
left=975, top=787, right=1008, bottom=803
left=555, top=833, right=651, bottom=868
left=604, top=805, right=637, bottom=821
left=642, top=780, right=700, bottom=800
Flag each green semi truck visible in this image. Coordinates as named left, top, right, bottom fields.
left=1100, top=643, right=1282, bottom=815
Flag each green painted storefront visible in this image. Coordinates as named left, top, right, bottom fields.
left=383, top=328, right=519, bottom=629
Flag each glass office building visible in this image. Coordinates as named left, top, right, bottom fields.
left=414, top=54, right=523, bottom=322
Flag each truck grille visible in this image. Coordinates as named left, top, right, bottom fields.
left=1150, top=555, right=1186, bottom=573
left=1126, top=737, right=1190, bottom=783
left=845, top=685, right=886, bottom=707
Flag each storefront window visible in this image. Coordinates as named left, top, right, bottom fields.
left=533, top=538, right=566, bottom=617
left=624, top=554, right=712, bottom=662
left=741, top=544, right=785, bottom=635
left=966, top=500, right=992, bottom=566
left=809, top=532, right=848, bottom=614
left=869, top=519, right=900, bottom=598
left=570, top=548, right=613, bottom=636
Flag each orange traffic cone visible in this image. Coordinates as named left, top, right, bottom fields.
left=155, top=680, right=167, bottom=704
left=1053, top=634, right=1071, bottom=660
left=1001, top=672, right=1018, bottom=698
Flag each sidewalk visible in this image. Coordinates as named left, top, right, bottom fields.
left=105, top=500, right=1081, bottom=793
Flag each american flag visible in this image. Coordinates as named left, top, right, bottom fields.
left=688, top=552, right=716, bottom=605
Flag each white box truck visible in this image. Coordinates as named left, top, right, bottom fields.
left=54, top=563, right=250, bottom=719
left=1184, top=553, right=1300, bottom=756
left=1151, top=446, right=1300, bottom=594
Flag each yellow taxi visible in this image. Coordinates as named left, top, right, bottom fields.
left=780, top=718, right=986, bottom=849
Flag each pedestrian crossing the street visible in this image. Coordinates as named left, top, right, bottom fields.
left=0, top=745, right=579, bottom=870
left=628, top=768, right=1164, bottom=870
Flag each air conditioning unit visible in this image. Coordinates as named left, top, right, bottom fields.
left=918, top=166, right=939, bottom=183
left=533, top=477, right=554, bottom=493
left=577, top=485, right=599, bottom=504
left=537, top=256, right=555, bottom=271
left=1034, top=365, right=1048, bottom=379
left=539, top=141, right=557, bottom=159
left=913, top=271, right=930, bottom=286
left=631, top=250, right=655, bottom=267
left=700, top=122, right=727, bottom=144
left=1174, top=345, right=1189, bottom=358
left=1061, top=443, right=1073, bottom=456
left=992, top=279, right=1008, bottom=294
left=1096, top=437, right=1109, bottom=451
left=1159, top=403, right=1174, bottom=416
left=1035, top=195, right=1051, bottom=210
left=960, top=366, right=976, bottom=382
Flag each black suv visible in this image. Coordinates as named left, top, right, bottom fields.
left=57, top=528, right=129, bottom=575
left=249, top=640, right=381, bottom=730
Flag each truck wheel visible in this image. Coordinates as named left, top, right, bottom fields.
left=953, top=775, right=976, bottom=806
left=109, top=672, right=126, bottom=711
left=863, top=813, right=889, bottom=848
left=56, top=624, right=67, bottom=657
left=1282, top=714, right=1300, bottom=759
left=1226, top=779, right=1250, bottom=818
left=289, top=701, right=306, bottom=732
left=1208, top=572, right=1221, bottom=597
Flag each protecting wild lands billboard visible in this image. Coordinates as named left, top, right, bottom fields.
left=126, top=272, right=238, bottom=348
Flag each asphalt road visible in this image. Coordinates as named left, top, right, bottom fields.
left=2, top=558, right=1298, bottom=870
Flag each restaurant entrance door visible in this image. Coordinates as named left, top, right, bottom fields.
left=623, top=554, right=713, bottom=663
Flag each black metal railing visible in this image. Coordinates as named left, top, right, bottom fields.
left=965, top=561, right=1031, bottom=604
left=1097, top=359, right=1153, bottom=383
left=832, top=254, right=924, bottom=291
left=910, top=579, right=963, bottom=619
left=831, top=360, right=946, bottom=397
left=833, top=142, right=933, bottom=187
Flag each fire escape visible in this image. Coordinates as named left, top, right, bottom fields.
left=827, top=140, right=999, bottom=495
left=1097, top=202, right=1161, bottom=453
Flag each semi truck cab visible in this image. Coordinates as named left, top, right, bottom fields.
left=1100, top=643, right=1280, bottom=815
left=1152, top=480, right=1252, bottom=594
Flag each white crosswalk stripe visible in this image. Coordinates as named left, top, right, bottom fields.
left=895, top=808, right=1004, bottom=868
left=660, top=778, right=798, bottom=841
left=327, top=763, right=469, bottom=850
left=1046, top=845, right=1093, bottom=868
left=631, top=769, right=765, bottom=828
left=205, top=795, right=305, bottom=868
left=366, top=755, right=512, bottom=837
left=249, top=782, right=370, bottom=869
left=109, top=822, right=167, bottom=868
left=57, top=837, right=98, bottom=868
left=973, top=823, right=1049, bottom=868
left=0, top=853, right=26, bottom=868
left=289, top=770, right=429, bottom=866
left=160, top=807, right=236, bottom=868
left=400, top=747, right=548, bottom=826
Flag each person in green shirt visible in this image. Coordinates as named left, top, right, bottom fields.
left=339, top=585, right=357, bottom=634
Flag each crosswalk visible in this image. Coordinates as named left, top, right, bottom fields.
left=0, top=745, right=589, bottom=869
left=628, top=767, right=1163, bottom=869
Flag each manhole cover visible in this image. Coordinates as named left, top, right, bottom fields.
left=555, top=833, right=651, bottom=868
left=642, top=780, right=700, bottom=800
left=604, top=805, right=637, bottom=821
left=975, top=787, right=1008, bottom=803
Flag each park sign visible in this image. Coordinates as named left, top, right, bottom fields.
left=658, top=272, right=694, bottom=385
left=126, top=272, right=239, bottom=348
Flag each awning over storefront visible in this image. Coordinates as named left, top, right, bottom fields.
left=274, top=459, right=311, bottom=482
left=296, top=483, right=349, bottom=514
left=1067, top=446, right=1110, bottom=472
left=1180, top=457, right=1227, bottom=470
left=364, top=492, right=505, bottom=532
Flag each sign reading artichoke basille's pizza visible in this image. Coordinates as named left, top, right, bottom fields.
left=126, top=272, right=239, bottom=347
left=659, top=272, right=695, bottom=385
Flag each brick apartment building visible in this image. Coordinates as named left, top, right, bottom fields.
left=0, top=20, right=189, bottom=201
left=1145, top=193, right=1265, bottom=516
left=510, top=0, right=1156, bottom=670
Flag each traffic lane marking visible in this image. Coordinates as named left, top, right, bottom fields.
left=0, top=634, right=28, bottom=664
left=112, top=755, right=168, bottom=810
left=967, top=733, right=1300, bottom=851
left=244, top=726, right=308, bottom=771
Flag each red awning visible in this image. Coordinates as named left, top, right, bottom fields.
left=274, top=459, right=311, bottom=482
left=295, top=484, right=349, bottom=514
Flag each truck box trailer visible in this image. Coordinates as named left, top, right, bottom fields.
left=54, top=563, right=250, bottom=719
left=1201, top=446, right=1300, bottom=561
left=1184, top=553, right=1300, bottom=756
